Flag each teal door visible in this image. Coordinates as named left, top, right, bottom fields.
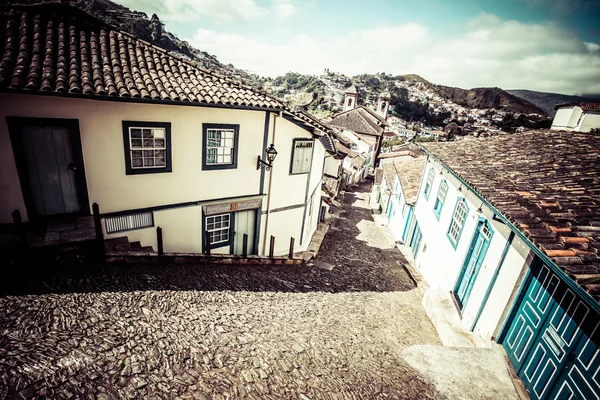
left=453, top=220, right=492, bottom=309
left=409, top=223, right=422, bottom=258
left=502, top=261, right=600, bottom=400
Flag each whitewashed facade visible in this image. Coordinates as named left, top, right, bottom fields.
left=411, top=157, right=532, bottom=341
left=0, top=93, right=327, bottom=256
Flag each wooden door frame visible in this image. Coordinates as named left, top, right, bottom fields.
left=6, top=117, right=90, bottom=221
left=452, top=217, right=494, bottom=310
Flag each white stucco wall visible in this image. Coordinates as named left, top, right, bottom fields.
left=413, top=156, right=532, bottom=340
left=551, top=107, right=575, bottom=130
left=324, top=156, right=341, bottom=178
left=578, top=111, right=600, bottom=132
left=0, top=93, right=324, bottom=255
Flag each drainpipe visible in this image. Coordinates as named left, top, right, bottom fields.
left=261, top=112, right=278, bottom=255
left=470, top=230, right=515, bottom=332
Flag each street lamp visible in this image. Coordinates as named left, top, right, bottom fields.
left=257, top=144, right=278, bottom=171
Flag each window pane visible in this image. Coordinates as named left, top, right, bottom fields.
left=155, top=138, right=165, bottom=148
left=131, top=139, right=143, bottom=148
left=143, top=139, right=154, bottom=147
left=130, top=129, right=142, bottom=138
left=153, top=129, right=165, bottom=139
left=143, top=158, right=154, bottom=167
left=132, top=157, right=143, bottom=167
left=143, top=150, right=154, bottom=158
left=131, top=150, right=142, bottom=157
left=142, top=129, right=153, bottom=138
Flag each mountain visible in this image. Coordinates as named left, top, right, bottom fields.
left=433, top=85, right=546, bottom=115
left=506, top=90, right=600, bottom=116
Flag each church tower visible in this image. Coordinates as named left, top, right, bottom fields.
left=343, top=85, right=359, bottom=112
left=377, top=90, right=391, bottom=119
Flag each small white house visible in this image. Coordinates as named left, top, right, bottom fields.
left=0, top=4, right=334, bottom=257
left=377, top=157, right=425, bottom=245
left=551, top=102, right=600, bottom=132
left=411, top=130, right=600, bottom=400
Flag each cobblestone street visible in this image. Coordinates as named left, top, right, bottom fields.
left=1, top=180, right=442, bottom=399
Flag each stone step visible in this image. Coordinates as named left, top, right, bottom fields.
left=129, top=241, right=142, bottom=249
left=140, top=246, right=154, bottom=252
left=115, top=243, right=132, bottom=251
left=104, top=236, right=129, bottom=251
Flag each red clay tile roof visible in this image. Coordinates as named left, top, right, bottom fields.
left=555, top=102, right=600, bottom=111
left=393, top=157, right=426, bottom=205
left=0, top=4, right=332, bottom=138
left=421, top=131, right=600, bottom=301
left=329, top=107, right=386, bottom=137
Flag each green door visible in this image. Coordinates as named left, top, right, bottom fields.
left=502, top=261, right=600, bottom=399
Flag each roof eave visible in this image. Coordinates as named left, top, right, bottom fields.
left=417, top=143, right=600, bottom=314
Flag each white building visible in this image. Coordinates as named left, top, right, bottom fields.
left=551, top=102, right=600, bottom=132
left=0, top=4, right=334, bottom=257
left=410, top=130, right=600, bottom=400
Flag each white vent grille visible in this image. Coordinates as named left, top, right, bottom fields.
left=104, top=212, right=154, bottom=234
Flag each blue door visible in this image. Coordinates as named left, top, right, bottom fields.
left=453, top=220, right=492, bottom=309
left=409, top=223, right=422, bottom=258
left=502, top=261, right=600, bottom=400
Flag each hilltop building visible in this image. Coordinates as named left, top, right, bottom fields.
left=551, top=102, right=600, bottom=132
left=343, top=85, right=359, bottom=112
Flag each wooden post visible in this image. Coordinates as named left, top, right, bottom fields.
left=269, top=235, right=275, bottom=259
left=242, top=233, right=248, bottom=257
left=289, top=237, right=295, bottom=259
left=156, top=226, right=163, bottom=256
left=205, top=231, right=211, bottom=255
left=92, top=203, right=104, bottom=260
left=11, top=210, right=26, bottom=244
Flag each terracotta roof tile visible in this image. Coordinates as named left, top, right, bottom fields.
left=393, top=157, right=426, bottom=205
left=329, top=106, right=385, bottom=137
left=0, top=5, right=285, bottom=110
left=422, top=130, right=600, bottom=301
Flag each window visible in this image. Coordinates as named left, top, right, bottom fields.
left=206, top=213, right=230, bottom=246
left=290, top=139, right=313, bottom=174
left=104, top=211, right=154, bottom=234
left=202, top=124, right=239, bottom=170
left=447, top=199, right=468, bottom=248
left=433, top=180, right=448, bottom=218
left=122, top=121, right=171, bottom=175
left=424, top=167, right=435, bottom=199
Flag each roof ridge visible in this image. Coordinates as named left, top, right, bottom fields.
left=1, top=3, right=285, bottom=107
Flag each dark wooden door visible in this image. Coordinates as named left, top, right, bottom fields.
left=19, top=125, right=81, bottom=216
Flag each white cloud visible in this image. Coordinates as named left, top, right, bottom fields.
left=115, top=0, right=269, bottom=23
left=187, top=14, right=600, bottom=95
left=273, top=0, right=297, bottom=20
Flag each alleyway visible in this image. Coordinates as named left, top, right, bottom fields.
left=1, top=180, right=442, bottom=399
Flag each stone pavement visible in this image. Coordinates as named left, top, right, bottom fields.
left=0, top=179, right=442, bottom=399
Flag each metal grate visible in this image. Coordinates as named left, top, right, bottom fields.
left=104, top=212, right=154, bottom=234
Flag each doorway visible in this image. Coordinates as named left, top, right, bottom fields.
left=233, top=209, right=256, bottom=255
left=8, top=118, right=89, bottom=220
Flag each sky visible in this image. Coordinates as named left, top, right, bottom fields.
left=113, top=0, right=600, bottom=95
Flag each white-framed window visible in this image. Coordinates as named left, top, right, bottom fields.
left=122, top=121, right=171, bottom=175
left=129, top=127, right=166, bottom=168
left=206, top=129, right=234, bottom=165
left=424, top=167, right=435, bottom=199
left=206, top=213, right=230, bottom=245
left=434, top=180, right=448, bottom=217
left=291, top=139, right=313, bottom=174
left=202, top=124, right=239, bottom=170
left=448, top=199, right=468, bottom=246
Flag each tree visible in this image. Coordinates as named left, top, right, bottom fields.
left=151, top=13, right=163, bottom=42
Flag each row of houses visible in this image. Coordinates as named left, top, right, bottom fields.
left=374, top=130, right=600, bottom=400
